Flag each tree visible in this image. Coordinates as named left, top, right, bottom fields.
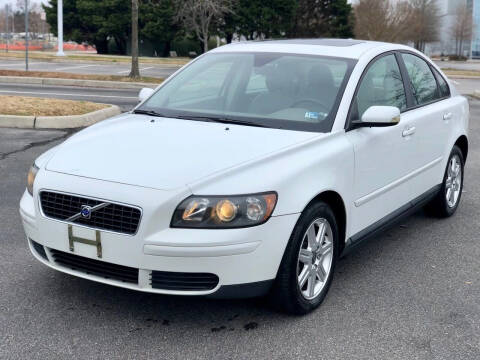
left=78, top=0, right=130, bottom=54
left=354, top=0, right=414, bottom=43
left=409, top=0, right=440, bottom=52
left=450, top=2, right=474, bottom=57
left=218, top=11, right=236, bottom=43
left=43, top=0, right=130, bottom=54
left=12, top=1, right=46, bottom=36
left=223, top=0, right=296, bottom=40
left=140, top=0, right=181, bottom=57
left=291, top=0, right=353, bottom=38
left=176, top=0, right=234, bottom=53
left=129, top=0, right=139, bottom=79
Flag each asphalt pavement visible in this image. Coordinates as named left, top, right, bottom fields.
left=450, top=78, right=480, bottom=97
left=0, top=57, right=473, bottom=79
left=0, top=56, right=474, bottom=79
left=0, top=99, right=479, bottom=359
left=0, top=57, right=180, bottom=78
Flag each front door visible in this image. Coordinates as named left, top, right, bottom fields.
left=346, top=53, right=423, bottom=236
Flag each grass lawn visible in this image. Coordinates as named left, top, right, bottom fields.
left=0, top=69, right=163, bottom=84
left=0, top=96, right=109, bottom=116
left=443, top=68, right=480, bottom=77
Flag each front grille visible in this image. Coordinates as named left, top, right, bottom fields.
left=30, top=239, right=48, bottom=261
left=51, top=249, right=139, bottom=284
left=40, top=191, right=141, bottom=235
left=151, top=271, right=219, bottom=291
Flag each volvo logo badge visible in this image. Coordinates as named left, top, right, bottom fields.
left=80, top=205, right=92, bottom=219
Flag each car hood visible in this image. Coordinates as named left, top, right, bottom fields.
left=45, top=114, right=319, bottom=190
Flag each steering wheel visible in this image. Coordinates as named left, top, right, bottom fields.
left=290, top=98, right=330, bottom=114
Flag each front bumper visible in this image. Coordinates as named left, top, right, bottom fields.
left=20, top=174, right=299, bottom=297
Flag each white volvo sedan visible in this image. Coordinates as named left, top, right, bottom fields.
left=20, top=39, right=469, bottom=314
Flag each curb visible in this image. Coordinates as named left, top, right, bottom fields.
left=0, top=105, right=121, bottom=129
left=471, top=90, right=480, bottom=100
left=0, top=76, right=159, bottom=89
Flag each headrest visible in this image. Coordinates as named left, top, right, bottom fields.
left=265, top=63, right=293, bottom=94
left=307, top=64, right=334, bottom=89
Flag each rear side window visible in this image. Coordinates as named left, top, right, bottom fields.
left=353, top=54, right=407, bottom=119
left=401, top=53, right=439, bottom=105
left=433, top=68, right=450, bottom=98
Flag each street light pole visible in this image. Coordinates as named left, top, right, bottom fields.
left=56, top=0, right=65, bottom=56
left=5, top=4, right=9, bottom=53
left=25, top=0, right=29, bottom=71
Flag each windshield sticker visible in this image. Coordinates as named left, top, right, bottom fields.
left=305, top=111, right=319, bottom=120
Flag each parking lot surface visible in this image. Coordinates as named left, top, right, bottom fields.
left=0, top=58, right=180, bottom=78
left=1, top=101, right=479, bottom=359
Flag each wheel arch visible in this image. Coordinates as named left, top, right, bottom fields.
left=454, top=135, right=468, bottom=161
left=305, top=190, right=347, bottom=255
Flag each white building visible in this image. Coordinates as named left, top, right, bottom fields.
left=425, top=0, right=475, bottom=57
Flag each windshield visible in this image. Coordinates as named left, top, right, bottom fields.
left=137, top=52, right=356, bottom=132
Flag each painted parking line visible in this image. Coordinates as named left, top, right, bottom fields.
left=117, top=66, right=154, bottom=74
left=54, top=64, right=97, bottom=71
left=0, top=89, right=137, bottom=99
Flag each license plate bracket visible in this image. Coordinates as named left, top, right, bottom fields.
left=68, top=224, right=102, bottom=258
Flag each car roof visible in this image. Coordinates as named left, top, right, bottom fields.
left=210, top=38, right=408, bottom=60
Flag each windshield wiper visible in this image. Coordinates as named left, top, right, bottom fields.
left=176, top=115, right=268, bottom=128
left=133, top=109, right=166, bottom=117
left=134, top=111, right=270, bottom=128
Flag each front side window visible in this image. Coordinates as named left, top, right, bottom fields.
left=137, top=52, right=355, bottom=132
left=401, top=53, right=439, bottom=105
left=352, top=54, right=407, bottom=120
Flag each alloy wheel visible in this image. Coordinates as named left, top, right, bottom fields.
left=446, top=154, right=462, bottom=208
left=296, top=218, right=334, bottom=300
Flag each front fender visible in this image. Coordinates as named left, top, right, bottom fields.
left=189, top=131, right=355, bottom=234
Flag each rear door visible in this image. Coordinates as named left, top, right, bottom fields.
left=397, top=52, right=455, bottom=188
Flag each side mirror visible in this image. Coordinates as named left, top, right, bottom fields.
left=138, top=88, right=155, bottom=103
left=352, top=106, right=400, bottom=128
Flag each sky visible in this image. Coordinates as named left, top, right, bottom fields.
left=0, top=0, right=47, bottom=10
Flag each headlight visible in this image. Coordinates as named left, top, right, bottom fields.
left=171, top=192, right=277, bottom=228
left=27, top=163, right=39, bottom=196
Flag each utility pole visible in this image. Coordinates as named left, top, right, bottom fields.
left=56, top=0, right=65, bottom=56
left=5, top=4, right=9, bottom=53
left=25, top=0, right=29, bottom=71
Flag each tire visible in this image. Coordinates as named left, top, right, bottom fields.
left=270, top=201, right=339, bottom=315
left=425, top=145, right=464, bottom=218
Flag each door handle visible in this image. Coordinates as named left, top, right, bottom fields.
left=443, top=112, right=452, bottom=121
left=402, top=126, right=416, bottom=137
